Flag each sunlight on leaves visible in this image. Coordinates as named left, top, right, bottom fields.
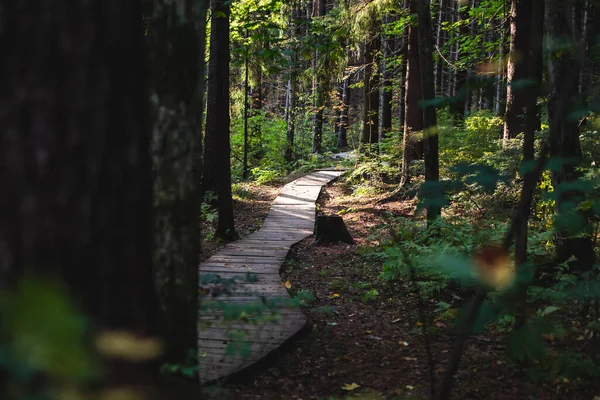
left=96, top=331, right=163, bottom=362
left=342, top=382, right=360, bottom=391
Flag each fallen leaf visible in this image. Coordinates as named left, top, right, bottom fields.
left=330, top=293, right=340, bottom=299
left=398, top=340, right=409, bottom=346
left=282, top=280, right=292, bottom=289
left=416, top=321, right=423, bottom=327
left=404, top=357, right=417, bottom=361
left=406, top=385, right=415, bottom=391
left=342, top=383, right=360, bottom=391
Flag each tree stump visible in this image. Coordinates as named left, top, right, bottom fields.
left=314, top=215, right=354, bottom=245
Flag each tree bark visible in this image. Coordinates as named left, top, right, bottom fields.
left=361, top=35, right=381, bottom=146
left=312, top=0, right=327, bottom=154
left=0, top=0, right=160, bottom=393
left=546, top=0, right=595, bottom=271
left=338, top=76, right=350, bottom=148
left=435, top=0, right=448, bottom=96
left=503, top=0, right=534, bottom=145
left=401, top=0, right=424, bottom=186
left=148, top=0, right=206, bottom=367
left=380, top=26, right=394, bottom=140
left=449, top=1, right=469, bottom=126
left=417, top=0, right=440, bottom=223
left=204, top=0, right=238, bottom=240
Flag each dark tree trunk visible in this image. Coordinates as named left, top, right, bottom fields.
left=417, top=0, right=440, bottom=223
left=399, top=39, right=408, bottom=136
left=338, top=76, right=350, bottom=148
left=580, top=0, right=598, bottom=101
left=285, top=2, right=300, bottom=162
left=449, top=1, right=469, bottom=126
left=546, top=0, right=595, bottom=271
left=285, top=74, right=297, bottom=161
left=0, top=0, right=160, bottom=393
left=435, top=0, right=447, bottom=96
left=380, top=28, right=394, bottom=140
left=361, top=35, right=381, bottom=146
left=148, top=0, right=206, bottom=366
left=401, top=0, right=424, bottom=186
left=204, top=0, right=238, bottom=241
left=312, top=0, right=327, bottom=154
left=243, top=44, right=250, bottom=178
left=503, top=0, right=533, bottom=145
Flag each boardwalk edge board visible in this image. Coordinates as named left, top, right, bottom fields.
left=198, top=169, right=345, bottom=384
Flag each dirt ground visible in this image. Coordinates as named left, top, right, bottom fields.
left=203, top=179, right=599, bottom=400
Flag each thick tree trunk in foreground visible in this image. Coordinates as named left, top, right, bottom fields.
left=546, top=0, right=595, bottom=271
left=0, top=0, right=159, bottom=393
left=148, top=0, right=205, bottom=366
left=204, top=0, right=238, bottom=240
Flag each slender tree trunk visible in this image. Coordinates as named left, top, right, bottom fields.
left=312, top=0, right=327, bottom=153
left=0, top=0, right=160, bottom=393
left=579, top=0, right=598, bottom=101
left=435, top=0, right=447, bottom=96
left=503, top=0, right=533, bottom=145
left=338, top=76, right=350, bottom=148
left=449, top=1, right=469, bottom=126
left=417, top=0, right=440, bottom=223
left=546, top=0, right=595, bottom=271
left=243, top=46, right=250, bottom=178
left=399, top=39, right=408, bottom=137
left=285, top=2, right=300, bottom=162
left=204, top=0, right=237, bottom=240
left=381, top=33, right=394, bottom=140
left=401, top=0, right=424, bottom=186
left=495, top=4, right=508, bottom=116
left=361, top=35, right=381, bottom=145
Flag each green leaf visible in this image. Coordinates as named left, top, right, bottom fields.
left=540, top=306, right=561, bottom=316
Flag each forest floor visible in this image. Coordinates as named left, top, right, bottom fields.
left=203, top=177, right=599, bottom=400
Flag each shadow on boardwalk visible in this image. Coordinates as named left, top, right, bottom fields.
left=198, top=169, right=345, bottom=384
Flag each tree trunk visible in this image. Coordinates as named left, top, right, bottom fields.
left=243, top=43, right=250, bottom=178
left=449, top=1, right=469, bottom=126
left=546, top=0, right=595, bottom=271
left=401, top=0, right=424, bottom=186
left=417, top=0, right=440, bottom=223
left=312, top=0, right=327, bottom=154
left=0, top=0, right=160, bottom=393
left=380, top=27, right=394, bottom=140
left=338, top=76, right=350, bottom=148
left=503, top=0, right=533, bottom=145
left=148, top=0, right=206, bottom=367
left=361, top=35, right=381, bottom=146
left=435, top=0, right=447, bottom=96
left=204, top=0, right=238, bottom=241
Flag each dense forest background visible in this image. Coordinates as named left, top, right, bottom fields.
left=2, top=0, right=600, bottom=399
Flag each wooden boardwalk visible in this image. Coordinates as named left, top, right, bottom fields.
left=198, top=169, right=345, bottom=384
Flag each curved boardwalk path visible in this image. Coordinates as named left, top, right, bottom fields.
left=198, top=169, right=345, bottom=384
